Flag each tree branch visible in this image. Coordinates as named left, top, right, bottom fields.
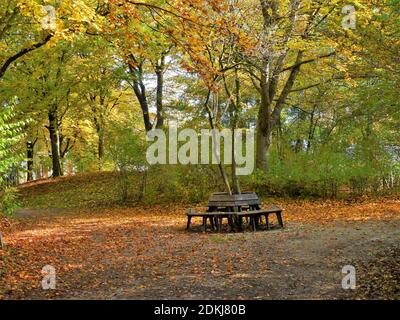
left=0, top=33, right=53, bottom=79
left=280, top=51, right=335, bottom=73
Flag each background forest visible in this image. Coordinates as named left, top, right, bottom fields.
left=1, top=0, right=400, bottom=213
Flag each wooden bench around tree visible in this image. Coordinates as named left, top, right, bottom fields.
left=186, top=205, right=284, bottom=232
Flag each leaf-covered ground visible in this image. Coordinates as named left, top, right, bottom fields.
left=1, top=198, right=399, bottom=300
left=352, top=245, right=399, bottom=300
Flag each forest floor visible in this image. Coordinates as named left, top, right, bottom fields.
left=1, top=194, right=399, bottom=300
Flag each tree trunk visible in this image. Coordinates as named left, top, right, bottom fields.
left=138, top=170, right=147, bottom=202
left=26, top=141, right=35, bottom=181
left=256, top=128, right=271, bottom=171
left=136, top=92, right=153, bottom=132
left=128, top=58, right=153, bottom=132
left=231, top=129, right=241, bottom=195
left=90, top=95, right=106, bottom=170
left=204, top=91, right=232, bottom=195
left=98, top=130, right=105, bottom=167
left=255, top=67, right=273, bottom=171
left=93, top=118, right=104, bottom=169
left=255, top=51, right=304, bottom=171
left=307, top=105, right=317, bottom=152
left=231, top=68, right=241, bottom=194
left=155, top=56, right=165, bottom=129
left=276, top=114, right=285, bottom=162
left=48, top=110, right=62, bottom=177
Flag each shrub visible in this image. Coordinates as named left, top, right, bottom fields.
left=0, top=187, right=20, bottom=217
left=0, top=99, right=25, bottom=216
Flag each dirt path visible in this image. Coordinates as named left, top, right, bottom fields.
left=109, top=220, right=400, bottom=300
left=1, top=201, right=399, bottom=300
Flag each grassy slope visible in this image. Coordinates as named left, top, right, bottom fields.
left=17, top=171, right=400, bottom=211
left=18, top=172, right=124, bottom=209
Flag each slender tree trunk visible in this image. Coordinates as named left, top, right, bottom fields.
left=307, top=105, right=316, bottom=152
left=155, top=56, right=165, bottom=129
left=90, top=95, right=106, bottom=169
left=128, top=58, right=153, bottom=132
left=138, top=170, right=147, bottom=202
left=276, top=114, right=284, bottom=162
left=93, top=118, right=104, bottom=170
left=205, top=92, right=232, bottom=195
left=48, top=110, right=62, bottom=177
left=98, top=130, right=104, bottom=167
left=26, top=141, right=35, bottom=181
left=231, top=129, right=241, bottom=195
left=231, top=68, right=241, bottom=194
left=136, top=93, right=153, bottom=132
left=256, top=69, right=273, bottom=171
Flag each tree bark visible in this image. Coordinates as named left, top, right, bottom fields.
left=155, top=55, right=165, bottom=129
left=231, top=129, right=241, bottom=194
left=135, top=87, right=152, bottom=132
left=26, top=140, right=37, bottom=181
left=307, top=105, right=317, bottom=152
left=89, top=95, right=106, bottom=169
left=228, top=68, right=241, bottom=194
left=128, top=57, right=153, bottom=132
left=256, top=71, right=273, bottom=171
left=98, top=130, right=105, bottom=166
left=256, top=128, right=271, bottom=171
left=48, top=109, right=62, bottom=177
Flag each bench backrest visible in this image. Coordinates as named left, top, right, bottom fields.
left=208, top=192, right=260, bottom=208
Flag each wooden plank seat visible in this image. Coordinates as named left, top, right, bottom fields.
left=186, top=205, right=284, bottom=232
left=186, top=210, right=218, bottom=232
left=236, top=206, right=284, bottom=231
left=186, top=210, right=238, bottom=232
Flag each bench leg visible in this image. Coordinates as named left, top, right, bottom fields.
left=209, top=216, right=215, bottom=230
left=265, top=214, right=269, bottom=230
left=214, top=216, right=219, bottom=232
left=250, top=216, right=257, bottom=232
left=228, top=216, right=234, bottom=232
left=276, top=212, right=284, bottom=228
left=237, top=216, right=243, bottom=232
left=202, top=216, right=207, bottom=232
left=186, top=216, right=192, bottom=230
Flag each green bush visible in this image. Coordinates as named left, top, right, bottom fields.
left=143, top=164, right=220, bottom=204
left=245, top=146, right=400, bottom=198
left=106, top=121, right=147, bottom=202
left=0, top=187, right=20, bottom=217
left=1, top=100, right=25, bottom=215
